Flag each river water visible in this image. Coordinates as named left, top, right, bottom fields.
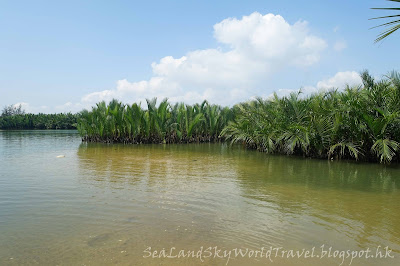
left=0, top=130, right=399, bottom=265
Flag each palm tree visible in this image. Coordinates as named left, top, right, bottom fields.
left=0, top=111, right=78, bottom=130
left=77, top=98, right=233, bottom=144
left=77, top=77, right=400, bottom=164
left=371, top=0, right=400, bottom=43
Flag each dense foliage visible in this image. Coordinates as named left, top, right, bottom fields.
left=222, top=71, right=400, bottom=163
left=77, top=99, right=233, bottom=143
left=4, top=70, right=400, bottom=164
left=0, top=111, right=78, bottom=130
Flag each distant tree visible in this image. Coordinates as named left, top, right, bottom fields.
left=371, top=0, right=400, bottom=43
left=1, top=104, right=25, bottom=117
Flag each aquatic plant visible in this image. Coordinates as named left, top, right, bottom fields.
left=77, top=99, right=233, bottom=144
left=6, top=69, right=398, bottom=164
left=222, top=70, right=400, bottom=163
left=0, top=112, right=78, bottom=129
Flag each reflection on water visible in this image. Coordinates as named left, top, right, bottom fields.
left=1, top=131, right=400, bottom=265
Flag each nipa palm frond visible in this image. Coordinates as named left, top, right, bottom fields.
left=371, top=0, right=400, bottom=42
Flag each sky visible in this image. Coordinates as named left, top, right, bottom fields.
left=1, top=0, right=400, bottom=113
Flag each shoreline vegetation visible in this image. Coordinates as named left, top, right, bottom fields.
left=78, top=98, right=234, bottom=144
left=222, top=70, right=400, bottom=164
left=0, top=112, right=78, bottom=130
left=2, top=70, right=400, bottom=164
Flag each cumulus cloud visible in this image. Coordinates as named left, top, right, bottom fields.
left=10, top=102, right=49, bottom=114
left=12, top=102, right=30, bottom=111
left=80, top=12, right=327, bottom=107
left=213, top=13, right=326, bottom=66
left=317, top=71, right=362, bottom=90
left=266, top=71, right=362, bottom=99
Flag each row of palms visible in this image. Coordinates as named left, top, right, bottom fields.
left=222, top=71, right=400, bottom=163
left=0, top=113, right=78, bottom=130
left=77, top=98, right=234, bottom=144
left=78, top=71, right=400, bottom=163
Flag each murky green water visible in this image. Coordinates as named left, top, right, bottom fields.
left=1, top=130, right=400, bottom=265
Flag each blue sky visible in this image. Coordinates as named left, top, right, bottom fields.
left=1, top=0, right=399, bottom=113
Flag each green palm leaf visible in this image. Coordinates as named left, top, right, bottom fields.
left=329, top=142, right=363, bottom=160
left=371, top=138, right=400, bottom=163
left=371, top=0, right=400, bottom=42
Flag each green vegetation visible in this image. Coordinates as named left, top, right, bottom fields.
left=4, top=70, right=400, bottom=164
left=0, top=105, right=78, bottom=129
left=77, top=99, right=233, bottom=143
left=371, top=0, right=400, bottom=42
left=222, top=70, right=400, bottom=163
left=78, top=70, right=400, bottom=163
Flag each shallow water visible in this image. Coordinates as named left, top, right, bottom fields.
left=0, top=130, right=400, bottom=265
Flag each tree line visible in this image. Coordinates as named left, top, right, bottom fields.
left=77, top=99, right=233, bottom=144
left=222, top=70, right=400, bottom=163
left=3, top=70, right=400, bottom=163
left=0, top=106, right=78, bottom=129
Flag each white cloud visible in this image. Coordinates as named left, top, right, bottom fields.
left=334, top=40, right=347, bottom=52
left=12, top=102, right=30, bottom=111
left=11, top=102, right=49, bottom=114
left=80, top=12, right=327, bottom=107
left=213, top=13, right=326, bottom=66
left=266, top=71, right=362, bottom=99
left=55, top=102, right=86, bottom=113
left=11, top=101, right=84, bottom=114
left=21, top=71, right=363, bottom=113
left=317, top=71, right=362, bottom=90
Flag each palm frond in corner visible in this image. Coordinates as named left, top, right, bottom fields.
left=370, top=0, right=400, bottom=42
